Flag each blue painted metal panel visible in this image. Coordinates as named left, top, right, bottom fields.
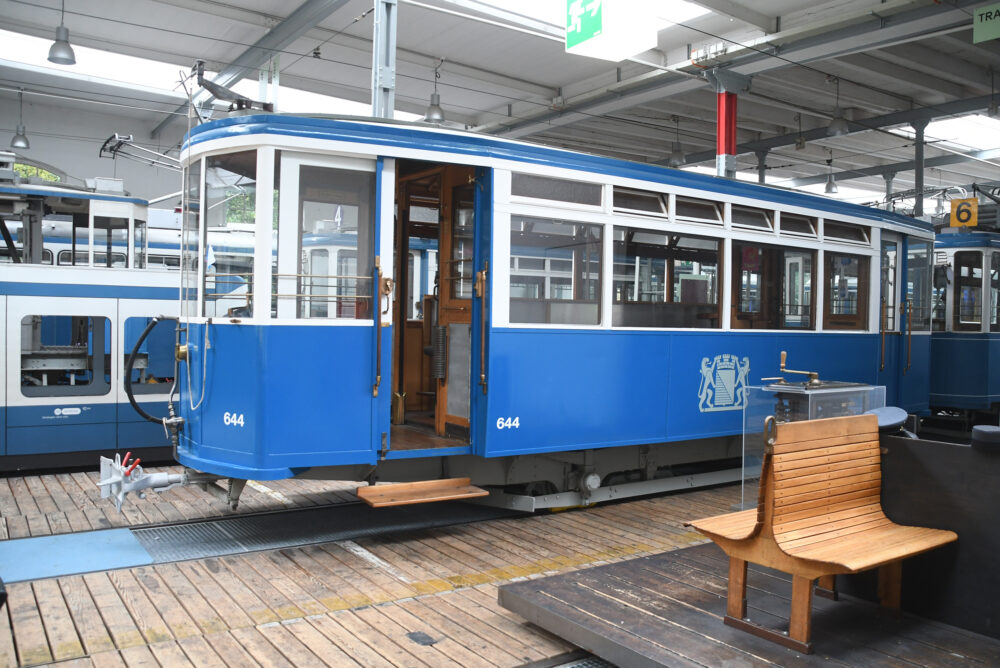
left=7, top=422, right=116, bottom=455
left=482, top=330, right=893, bottom=458
left=7, top=403, right=117, bottom=427
left=930, top=333, right=1000, bottom=410
left=186, top=116, right=931, bottom=235
left=177, top=323, right=379, bottom=479
left=0, top=529, right=152, bottom=583
left=0, top=407, right=5, bottom=457
left=935, top=232, right=1000, bottom=250
left=0, top=282, right=178, bottom=300
left=0, top=184, right=146, bottom=205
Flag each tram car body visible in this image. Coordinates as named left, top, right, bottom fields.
left=170, top=114, right=936, bottom=506
left=0, top=175, right=180, bottom=469
left=928, top=227, right=1000, bottom=427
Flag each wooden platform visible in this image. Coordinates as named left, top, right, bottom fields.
left=358, top=478, right=489, bottom=507
left=500, top=542, right=1000, bottom=667
left=0, top=472, right=740, bottom=666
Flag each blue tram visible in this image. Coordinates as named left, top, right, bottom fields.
left=148, top=114, right=936, bottom=509
left=928, top=224, right=1000, bottom=429
left=0, top=169, right=179, bottom=469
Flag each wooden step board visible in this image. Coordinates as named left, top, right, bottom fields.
left=356, top=477, right=489, bottom=507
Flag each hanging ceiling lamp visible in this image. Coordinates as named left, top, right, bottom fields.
left=794, top=113, right=806, bottom=150
left=668, top=115, right=686, bottom=167
left=824, top=151, right=838, bottom=194
left=10, top=89, right=29, bottom=150
left=423, top=63, right=445, bottom=124
left=48, top=0, right=76, bottom=65
left=827, top=77, right=849, bottom=137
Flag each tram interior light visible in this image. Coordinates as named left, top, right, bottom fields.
left=10, top=89, right=29, bottom=150
left=47, top=0, right=76, bottom=66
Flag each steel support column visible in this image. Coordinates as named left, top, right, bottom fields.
left=755, top=149, right=768, bottom=184
left=913, top=119, right=928, bottom=216
left=705, top=68, right=751, bottom=179
left=371, top=0, right=398, bottom=119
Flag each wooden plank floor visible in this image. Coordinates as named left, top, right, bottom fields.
left=0, top=468, right=363, bottom=540
left=500, top=541, right=1000, bottom=668
left=0, top=481, right=740, bottom=666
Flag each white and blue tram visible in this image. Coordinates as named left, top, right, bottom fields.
left=928, top=223, right=1000, bottom=427
left=0, top=174, right=180, bottom=469
left=160, top=114, right=936, bottom=508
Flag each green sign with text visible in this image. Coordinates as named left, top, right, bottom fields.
left=566, top=0, right=603, bottom=50
left=974, top=3, right=1000, bottom=44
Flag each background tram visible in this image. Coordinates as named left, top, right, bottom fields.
left=160, top=114, right=937, bottom=510
left=926, top=217, right=1000, bottom=433
left=0, top=163, right=179, bottom=470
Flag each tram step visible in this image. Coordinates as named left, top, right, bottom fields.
left=357, top=477, right=489, bottom=507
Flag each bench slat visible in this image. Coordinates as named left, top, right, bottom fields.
left=774, top=505, right=885, bottom=537
left=773, top=454, right=881, bottom=481
left=772, top=431, right=879, bottom=455
left=774, top=478, right=880, bottom=510
left=778, top=516, right=895, bottom=551
left=775, top=463, right=881, bottom=492
left=774, top=490, right=882, bottom=525
left=773, top=440, right=877, bottom=463
left=771, top=416, right=878, bottom=446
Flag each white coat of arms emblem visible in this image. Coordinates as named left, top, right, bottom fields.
left=698, top=354, right=750, bottom=412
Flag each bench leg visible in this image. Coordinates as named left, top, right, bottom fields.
left=878, top=560, right=902, bottom=610
left=789, top=575, right=814, bottom=648
left=816, top=574, right=838, bottom=601
left=726, top=557, right=748, bottom=619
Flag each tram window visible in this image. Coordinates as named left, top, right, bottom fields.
left=148, top=254, right=180, bottom=268
left=731, top=205, right=773, bottom=230
left=990, top=253, right=1000, bottom=332
left=511, top=173, right=602, bottom=206
left=732, top=242, right=814, bottom=330
left=295, top=166, right=375, bottom=320
left=509, top=216, right=602, bottom=325
left=780, top=213, right=817, bottom=237
left=0, top=248, right=52, bottom=264
left=932, top=265, right=948, bottom=331
left=181, top=159, right=201, bottom=314
left=20, top=315, right=110, bottom=397
left=134, top=219, right=146, bottom=269
left=907, top=240, right=932, bottom=331
left=675, top=196, right=722, bottom=225
left=612, top=227, right=719, bottom=328
left=123, top=317, right=174, bottom=394
left=205, top=151, right=256, bottom=318
left=824, top=221, right=870, bottom=244
left=451, top=185, right=474, bottom=299
left=612, top=187, right=666, bottom=216
left=92, top=216, right=130, bottom=268
left=954, top=251, right=983, bottom=330
left=825, top=253, right=869, bottom=330
left=881, top=240, right=898, bottom=330
left=57, top=250, right=126, bottom=267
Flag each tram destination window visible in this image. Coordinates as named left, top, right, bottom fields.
left=511, top=173, right=602, bottom=207
left=612, top=227, right=719, bottom=328
left=20, top=315, right=110, bottom=397
left=509, top=216, right=602, bottom=325
left=204, top=151, right=256, bottom=318
left=954, top=251, right=983, bottom=331
left=825, top=252, right=869, bottom=330
left=731, top=242, right=814, bottom=329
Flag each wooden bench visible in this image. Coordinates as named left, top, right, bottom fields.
left=686, top=414, right=957, bottom=653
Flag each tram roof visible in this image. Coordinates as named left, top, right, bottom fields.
left=935, top=229, right=1000, bottom=249
left=0, top=183, right=148, bottom=208
left=186, top=113, right=933, bottom=235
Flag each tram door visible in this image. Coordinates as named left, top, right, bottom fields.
left=393, top=163, right=479, bottom=440
left=877, top=232, right=932, bottom=412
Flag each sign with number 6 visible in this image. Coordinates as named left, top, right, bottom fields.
left=950, top=198, right=978, bottom=227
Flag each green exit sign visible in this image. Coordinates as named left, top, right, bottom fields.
left=974, top=3, right=1000, bottom=44
left=566, top=0, right=603, bottom=50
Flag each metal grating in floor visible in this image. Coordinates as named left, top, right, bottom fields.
left=132, top=500, right=520, bottom=563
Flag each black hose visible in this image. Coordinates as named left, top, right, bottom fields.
left=125, top=316, right=177, bottom=424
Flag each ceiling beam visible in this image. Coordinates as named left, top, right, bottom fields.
left=680, top=94, right=997, bottom=164
left=151, top=0, right=352, bottom=137
left=687, top=1, right=777, bottom=33
left=474, top=0, right=977, bottom=137
left=779, top=147, right=1000, bottom=187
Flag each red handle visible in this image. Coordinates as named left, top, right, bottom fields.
left=121, top=451, right=132, bottom=467
left=125, top=458, right=141, bottom=476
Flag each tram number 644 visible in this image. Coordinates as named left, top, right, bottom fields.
left=496, top=417, right=520, bottom=430
left=223, top=412, right=245, bottom=427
